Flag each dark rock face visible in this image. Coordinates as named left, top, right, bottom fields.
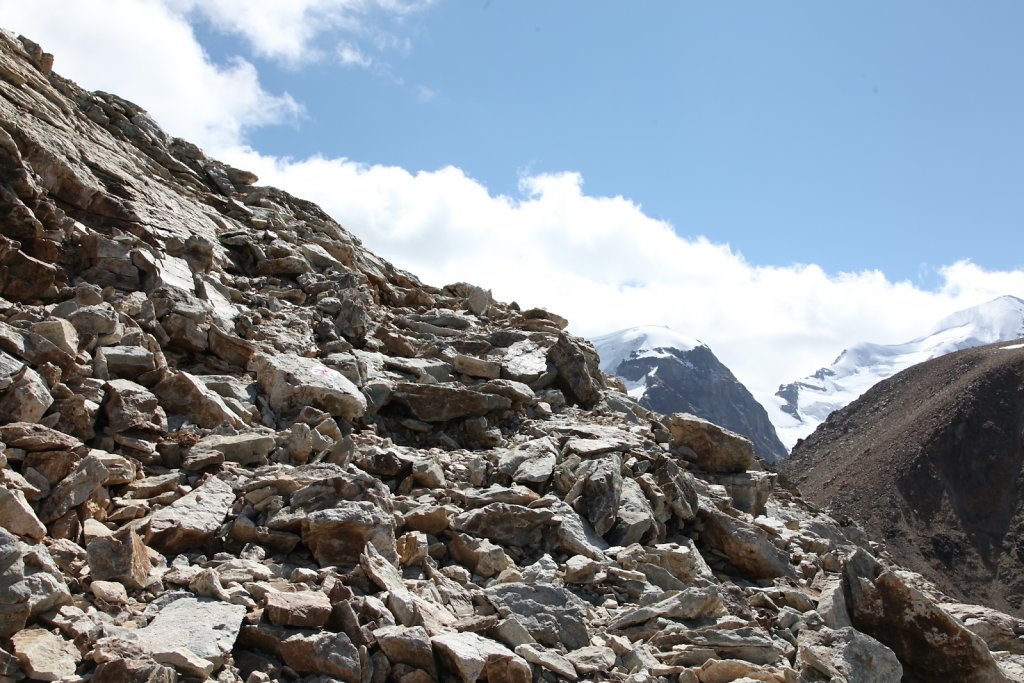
left=615, top=345, right=788, bottom=463
left=782, top=340, right=1024, bottom=617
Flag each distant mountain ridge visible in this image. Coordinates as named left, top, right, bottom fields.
left=780, top=339, right=1024, bottom=617
left=771, top=295, right=1024, bottom=450
left=592, top=326, right=788, bottom=463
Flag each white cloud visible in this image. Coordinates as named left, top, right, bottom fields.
left=220, top=147, right=1024, bottom=399
left=337, top=41, right=374, bottom=67
left=167, top=0, right=432, bottom=64
left=0, top=0, right=302, bottom=150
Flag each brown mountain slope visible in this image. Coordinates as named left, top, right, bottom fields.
left=781, top=339, right=1024, bottom=616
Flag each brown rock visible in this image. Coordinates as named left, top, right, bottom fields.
left=391, top=382, right=512, bottom=422
left=104, top=379, right=167, bottom=434
left=152, top=371, right=245, bottom=429
left=11, top=628, right=81, bottom=681
left=264, top=590, right=332, bottom=628
left=301, top=501, right=397, bottom=566
left=667, top=412, right=754, bottom=474
left=87, top=526, right=151, bottom=589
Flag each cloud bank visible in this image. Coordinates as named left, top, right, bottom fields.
left=3, top=1, right=1022, bottom=403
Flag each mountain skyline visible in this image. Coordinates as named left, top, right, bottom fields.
left=3, top=2, right=1022, bottom=403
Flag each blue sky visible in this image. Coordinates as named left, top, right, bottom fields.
left=2, top=0, right=1023, bottom=403
left=228, top=1, right=1024, bottom=284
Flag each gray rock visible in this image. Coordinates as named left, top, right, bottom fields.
left=250, top=352, right=367, bottom=420
left=0, top=528, right=71, bottom=637
left=797, top=626, right=903, bottom=682
left=147, top=475, right=235, bottom=553
left=699, top=505, right=797, bottom=580
left=485, top=582, right=590, bottom=649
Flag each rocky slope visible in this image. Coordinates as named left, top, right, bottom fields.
left=772, top=295, right=1024, bottom=450
left=781, top=338, right=1024, bottom=621
left=1, top=29, right=1024, bottom=682
left=593, top=327, right=787, bottom=463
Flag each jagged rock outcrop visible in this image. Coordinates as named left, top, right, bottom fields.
left=0, top=29, right=1022, bottom=682
left=593, top=327, right=788, bottom=463
left=782, top=338, right=1024, bottom=623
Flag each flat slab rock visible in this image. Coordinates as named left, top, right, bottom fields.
left=96, top=597, right=245, bottom=675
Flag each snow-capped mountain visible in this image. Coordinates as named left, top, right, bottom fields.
left=772, top=295, right=1024, bottom=451
left=592, top=326, right=788, bottom=463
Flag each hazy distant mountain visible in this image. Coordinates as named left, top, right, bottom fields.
left=771, top=295, right=1024, bottom=450
left=592, top=326, right=788, bottom=463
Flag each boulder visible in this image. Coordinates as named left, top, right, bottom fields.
left=264, top=590, right=332, bottom=629
left=0, top=528, right=71, bottom=637
left=699, top=505, right=797, bottom=580
left=484, top=582, right=590, bottom=649
left=104, top=379, right=167, bottom=434
left=301, top=501, right=397, bottom=566
left=797, top=626, right=902, bottom=682
left=667, top=412, right=755, bottom=473
left=147, top=475, right=235, bottom=553
left=391, top=382, right=511, bottom=422
left=844, top=549, right=1008, bottom=682
left=10, top=628, right=81, bottom=681
left=87, top=526, right=152, bottom=590
left=432, top=631, right=530, bottom=683
left=153, top=371, right=245, bottom=429
left=249, top=352, right=366, bottom=420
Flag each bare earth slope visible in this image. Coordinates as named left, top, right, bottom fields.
left=3, top=29, right=1024, bottom=681
left=782, top=339, right=1024, bottom=617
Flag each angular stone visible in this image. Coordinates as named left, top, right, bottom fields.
left=11, top=628, right=80, bottom=681
left=844, top=549, right=1008, bottom=681
left=250, top=352, right=366, bottom=420
left=432, top=631, right=529, bottom=683
left=391, top=382, right=511, bottom=422
left=565, top=644, right=616, bottom=676
left=699, top=506, right=797, bottom=580
left=96, top=345, right=155, bottom=379
left=452, top=503, right=554, bottom=548
left=153, top=371, right=245, bottom=429
left=501, top=339, right=552, bottom=386
left=565, top=454, right=622, bottom=536
left=547, top=334, right=604, bottom=408
left=270, top=628, right=360, bottom=681
left=607, top=477, right=656, bottom=546
left=97, top=597, right=244, bottom=674
left=609, top=587, right=727, bottom=630
left=797, top=626, right=902, bottom=682
left=667, top=413, right=754, bottom=474
left=0, top=528, right=71, bottom=637
left=0, top=422, right=80, bottom=451
left=194, top=432, right=275, bottom=466
left=39, top=452, right=110, bottom=523
left=264, top=590, right=332, bottom=628
left=453, top=354, right=501, bottom=379
left=301, top=501, right=397, bottom=566
left=31, top=319, right=78, bottom=357
left=942, top=602, right=1024, bottom=655
left=374, top=625, right=436, bottom=677
left=104, top=379, right=167, bottom=433
left=147, top=475, right=235, bottom=553
left=91, top=579, right=130, bottom=603
left=87, top=526, right=151, bottom=590
left=66, top=304, right=119, bottom=335
left=0, top=486, right=46, bottom=540
left=0, top=366, right=52, bottom=423
left=485, top=582, right=590, bottom=649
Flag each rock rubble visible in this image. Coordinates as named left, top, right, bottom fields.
left=1, top=29, right=1022, bottom=682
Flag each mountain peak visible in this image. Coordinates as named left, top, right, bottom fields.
left=590, top=325, right=705, bottom=375
left=772, top=294, right=1024, bottom=451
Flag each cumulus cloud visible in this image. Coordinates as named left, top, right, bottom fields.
left=219, top=147, right=1024, bottom=398
left=167, top=0, right=432, bottom=64
left=0, top=0, right=303, bottom=150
